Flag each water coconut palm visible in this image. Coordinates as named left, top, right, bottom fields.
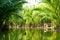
left=0, top=0, right=26, bottom=32
left=34, top=0, right=60, bottom=27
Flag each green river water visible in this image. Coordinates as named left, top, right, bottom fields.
left=0, top=28, right=60, bottom=40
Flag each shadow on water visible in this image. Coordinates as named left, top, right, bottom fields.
left=0, top=30, right=9, bottom=40
left=0, top=31, right=4, bottom=40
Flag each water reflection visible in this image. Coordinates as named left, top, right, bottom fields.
left=0, top=28, right=60, bottom=40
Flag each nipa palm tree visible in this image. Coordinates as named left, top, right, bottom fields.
left=34, top=0, right=60, bottom=27
left=0, top=0, right=26, bottom=32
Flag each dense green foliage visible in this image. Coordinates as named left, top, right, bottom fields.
left=0, top=0, right=26, bottom=31
left=0, top=0, right=60, bottom=28
left=18, top=0, right=60, bottom=27
left=0, top=0, right=60, bottom=40
left=42, top=0, right=60, bottom=26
